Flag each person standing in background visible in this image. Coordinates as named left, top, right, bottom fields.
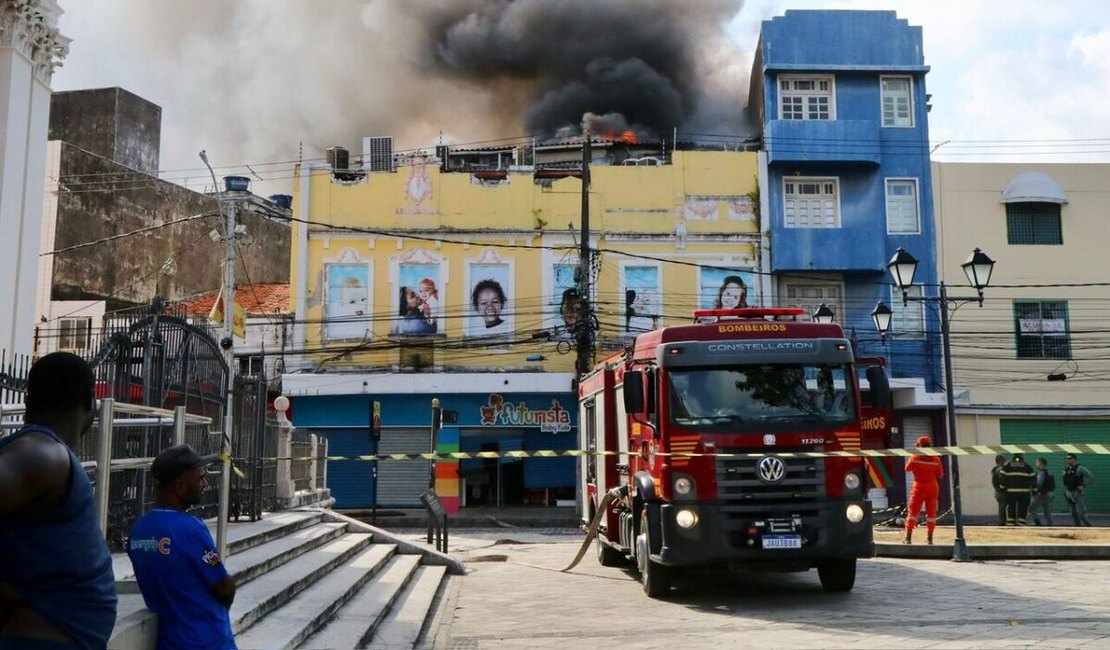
left=903, top=436, right=944, bottom=545
left=1000, top=453, right=1036, bottom=526
left=991, top=454, right=1007, bottom=525
left=1031, top=457, right=1055, bottom=526
left=1062, top=453, right=1094, bottom=526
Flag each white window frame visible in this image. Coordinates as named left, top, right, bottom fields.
left=782, top=281, right=845, bottom=322
left=885, top=178, right=921, bottom=235
left=58, top=317, right=92, bottom=351
left=891, top=285, right=926, bottom=339
left=323, top=249, right=374, bottom=341
left=779, top=75, right=836, bottom=121
left=463, top=248, right=515, bottom=340
left=618, top=260, right=664, bottom=335
left=783, top=177, right=840, bottom=229
left=880, top=76, right=914, bottom=128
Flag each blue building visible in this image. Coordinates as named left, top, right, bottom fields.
left=752, top=10, right=946, bottom=486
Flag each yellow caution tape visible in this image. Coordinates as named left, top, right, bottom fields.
left=252, top=442, right=1110, bottom=463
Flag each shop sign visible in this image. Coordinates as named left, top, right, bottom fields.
left=479, top=394, right=572, bottom=433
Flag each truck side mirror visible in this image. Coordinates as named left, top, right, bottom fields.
left=866, top=366, right=892, bottom=410
left=623, top=371, right=645, bottom=413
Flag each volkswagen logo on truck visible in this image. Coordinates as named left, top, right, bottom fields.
left=758, top=456, right=787, bottom=484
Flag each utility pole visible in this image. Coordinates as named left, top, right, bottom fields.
left=200, top=150, right=235, bottom=560
left=575, top=131, right=593, bottom=379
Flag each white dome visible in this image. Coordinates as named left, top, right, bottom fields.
left=1000, top=171, right=1068, bottom=204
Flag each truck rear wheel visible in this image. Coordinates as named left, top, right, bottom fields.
left=597, top=535, right=625, bottom=567
left=637, top=513, right=671, bottom=597
left=817, top=559, right=857, bottom=592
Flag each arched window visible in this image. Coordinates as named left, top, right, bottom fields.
left=1000, top=172, right=1067, bottom=246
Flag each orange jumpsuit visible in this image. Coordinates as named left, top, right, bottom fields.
left=905, top=455, right=944, bottom=534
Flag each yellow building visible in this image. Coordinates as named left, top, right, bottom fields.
left=933, top=162, right=1110, bottom=519
left=281, top=144, right=760, bottom=512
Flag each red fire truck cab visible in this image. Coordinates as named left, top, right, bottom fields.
left=578, top=308, right=891, bottom=596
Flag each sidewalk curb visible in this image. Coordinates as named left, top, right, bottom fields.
left=876, top=542, right=1110, bottom=560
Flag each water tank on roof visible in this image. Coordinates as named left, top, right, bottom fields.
left=224, top=176, right=250, bottom=192
left=268, top=194, right=293, bottom=209
left=326, top=146, right=349, bottom=170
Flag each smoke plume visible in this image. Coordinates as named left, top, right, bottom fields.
left=54, top=0, right=749, bottom=193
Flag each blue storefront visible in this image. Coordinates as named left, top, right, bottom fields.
left=285, top=374, right=577, bottom=512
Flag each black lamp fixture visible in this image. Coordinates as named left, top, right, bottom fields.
left=871, top=301, right=893, bottom=340
left=961, top=247, right=996, bottom=303
left=887, top=247, right=919, bottom=304
left=812, top=303, right=835, bottom=324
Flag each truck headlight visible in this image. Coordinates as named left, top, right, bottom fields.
left=844, top=472, right=861, bottom=491
left=674, top=476, right=693, bottom=496
left=676, top=509, right=699, bottom=529
left=845, top=504, right=865, bottom=523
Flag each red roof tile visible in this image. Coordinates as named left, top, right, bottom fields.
left=174, top=283, right=290, bottom=316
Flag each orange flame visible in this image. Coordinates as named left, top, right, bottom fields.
left=621, top=130, right=637, bottom=144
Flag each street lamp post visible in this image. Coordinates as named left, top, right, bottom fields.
left=872, top=247, right=996, bottom=563
left=199, top=150, right=236, bottom=561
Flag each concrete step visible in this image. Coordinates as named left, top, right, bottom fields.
left=225, top=510, right=326, bottom=555
left=231, top=532, right=374, bottom=634
left=115, top=518, right=345, bottom=595
left=299, top=554, right=423, bottom=649
left=235, top=544, right=397, bottom=650
left=107, top=594, right=155, bottom=649
left=367, top=565, right=448, bottom=649
left=112, top=509, right=323, bottom=585
left=225, top=522, right=348, bottom=587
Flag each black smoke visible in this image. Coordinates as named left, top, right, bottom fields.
left=422, top=0, right=746, bottom=139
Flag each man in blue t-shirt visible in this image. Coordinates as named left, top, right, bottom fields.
left=128, top=445, right=237, bottom=650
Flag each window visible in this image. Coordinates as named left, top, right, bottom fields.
left=784, top=178, right=839, bottom=228
left=324, top=262, right=371, bottom=340
left=885, top=179, right=920, bottom=234
left=881, top=77, right=913, bottom=127
left=784, top=283, right=843, bottom=322
left=59, top=318, right=91, bottom=351
left=779, top=76, right=834, bottom=120
left=1006, top=203, right=1062, bottom=245
left=891, top=286, right=925, bottom=338
left=1015, top=301, right=1070, bottom=359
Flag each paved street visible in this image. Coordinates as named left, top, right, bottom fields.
left=423, top=529, right=1110, bottom=649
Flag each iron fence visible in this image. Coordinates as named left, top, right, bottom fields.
left=291, top=428, right=313, bottom=492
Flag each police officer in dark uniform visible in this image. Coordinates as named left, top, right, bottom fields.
left=1000, top=453, right=1036, bottom=525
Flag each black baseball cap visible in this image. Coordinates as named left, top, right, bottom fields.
left=151, top=444, right=214, bottom=483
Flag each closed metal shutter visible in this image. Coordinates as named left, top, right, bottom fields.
left=321, top=428, right=373, bottom=509
left=902, top=415, right=934, bottom=502
left=524, top=429, right=575, bottom=489
left=377, top=428, right=432, bottom=508
left=1001, top=419, right=1109, bottom=514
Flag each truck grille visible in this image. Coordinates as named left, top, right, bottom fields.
left=715, top=447, right=826, bottom=522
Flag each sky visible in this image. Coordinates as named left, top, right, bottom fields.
left=52, top=0, right=1110, bottom=196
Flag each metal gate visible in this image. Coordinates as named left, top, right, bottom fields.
left=377, top=428, right=431, bottom=508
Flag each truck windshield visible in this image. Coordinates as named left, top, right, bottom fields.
left=667, top=364, right=855, bottom=430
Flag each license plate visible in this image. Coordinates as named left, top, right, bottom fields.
left=762, top=535, right=802, bottom=549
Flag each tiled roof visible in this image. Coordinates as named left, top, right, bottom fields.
left=174, top=283, right=290, bottom=316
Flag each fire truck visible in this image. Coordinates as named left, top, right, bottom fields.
left=578, top=308, right=891, bottom=596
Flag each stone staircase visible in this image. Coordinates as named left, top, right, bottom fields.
left=109, top=509, right=463, bottom=649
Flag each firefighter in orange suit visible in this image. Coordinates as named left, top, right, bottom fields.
left=903, top=435, right=944, bottom=545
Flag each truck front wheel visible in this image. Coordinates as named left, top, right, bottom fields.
left=637, top=513, right=671, bottom=597
left=817, top=559, right=857, bottom=592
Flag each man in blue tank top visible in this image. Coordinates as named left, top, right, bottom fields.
left=128, top=444, right=237, bottom=649
left=0, top=352, right=117, bottom=649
